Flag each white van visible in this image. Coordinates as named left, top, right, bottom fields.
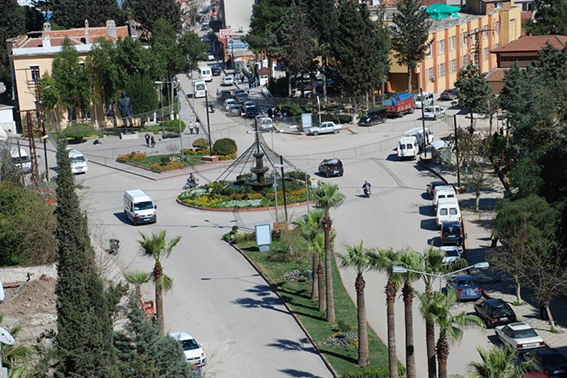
left=8, top=147, right=32, bottom=173
left=436, top=198, right=461, bottom=228
left=397, top=136, right=419, bottom=160
left=416, top=92, right=434, bottom=108
left=199, top=67, right=212, bottom=82
left=432, top=185, right=456, bottom=209
left=67, top=148, right=88, bottom=174
left=124, top=190, right=157, bottom=225
left=194, top=81, right=207, bottom=98
left=405, top=127, right=433, bottom=150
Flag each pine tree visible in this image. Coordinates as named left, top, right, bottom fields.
left=391, top=0, right=432, bottom=92
left=132, top=0, right=181, bottom=34
left=51, top=0, right=123, bottom=29
left=0, top=0, right=24, bottom=100
left=527, top=0, right=567, bottom=36
left=454, top=64, right=492, bottom=132
left=125, top=74, right=158, bottom=124
left=54, top=139, right=118, bottom=377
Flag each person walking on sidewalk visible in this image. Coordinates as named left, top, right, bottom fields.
left=151, top=136, right=156, bottom=148
left=144, top=133, right=150, bottom=147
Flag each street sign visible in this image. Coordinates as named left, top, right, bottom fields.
left=219, top=29, right=232, bottom=38
left=227, top=38, right=248, bottom=51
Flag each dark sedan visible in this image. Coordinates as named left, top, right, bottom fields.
left=318, top=159, right=343, bottom=177
left=245, top=106, right=260, bottom=118
left=211, top=65, right=222, bottom=76
left=474, top=298, right=517, bottom=328
left=523, top=349, right=567, bottom=377
left=440, top=221, right=463, bottom=246
left=440, top=88, right=457, bottom=101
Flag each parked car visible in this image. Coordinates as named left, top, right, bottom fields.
left=211, top=65, right=222, bottom=76
left=440, top=221, right=463, bottom=246
left=440, top=88, right=457, bottom=101
left=397, top=136, right=419, bottom=160
left=318, top=158, right=343, bottom=177
left=495, top=322, right=546, bottom=351
left=169, top=332, right=207, bottom=366
left=522, top=349, right=567, bottom=377
left=224, top=98, right=237, bottom=111
left=236, top=93, right=249, bottom=104
left=308, top=121, right=342, bottom=136
left=217, top=89, right=232, bottom=102
left=446, top=274, right=482, bottom=301
left=440, top=246, right=462, bottom=266
left=227, top=104, right=242, bottom=116
left=221, top=76, right=234, bottom=86
left=474, top=298, right=517, bottom=328
left=415, top=91, right=434, bottom=108
left=426, top=180, right=448, bottom=199
left=436, top=198, right=461, bottom=228
left=245, top=106, right=260, bottom=118
left=358, top=108, right=387, bottom=126
left=423, top=105, right=445, bottom=120
left=433, top=185, right=457, bottom=210
left=244, top=100, right=255, bottom=108
left=234, top=89, right=247, bottom=96
left=256, top=115, right=274, bottom=131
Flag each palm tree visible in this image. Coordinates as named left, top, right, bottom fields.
left=418, top=290, right=484, bottom=378
left=368, top=248, right=403, bottom=378
left=124, top=270, right=152, bottom=302
left=398, top=249, right=422, bottom=378
left=312, top=182, right=345, bottom=323
left=468, top=345, right=531, bottom=378
left=138, top=230, right=181, bottom=336
left=338, top=241, right=373, bottom=366
left=0, top=315, right=34, bottom=374
left=314, top=232, right=332, bottom=312
left=293, top=210, right=324, bottom=300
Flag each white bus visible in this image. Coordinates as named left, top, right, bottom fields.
left=194, top=81, right=207, bottom=98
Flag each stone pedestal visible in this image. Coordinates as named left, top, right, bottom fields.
left=120, top=132, right=139, bottom=140
left=202, top=155, right=219, bottom=162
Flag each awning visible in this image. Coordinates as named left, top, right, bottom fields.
left=431, top=140, right=447, bottom=150
left=426, top=4, right=460, bottom=20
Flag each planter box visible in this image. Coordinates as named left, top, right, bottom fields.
left=202, top=155, right=219, bottom=162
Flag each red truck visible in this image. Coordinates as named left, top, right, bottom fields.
left=383, top=93, right=416, bottom=117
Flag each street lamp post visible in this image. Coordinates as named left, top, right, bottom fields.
left=204, top=88, right=212, bottom=156
left=420, top=88, right=427, bottom=158
left=156, top=80, right=184, bottom=160
left=392, top=261, right=490, bottom=290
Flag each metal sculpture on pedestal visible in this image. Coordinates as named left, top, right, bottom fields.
left=118, top=91, right=134, bottom=133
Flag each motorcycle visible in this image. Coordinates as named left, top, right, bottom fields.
left=107, top=239, right=120, bottom=255
left=363, top=186, right=371, bottom=198
left=183, top=178, right=199, bottom=190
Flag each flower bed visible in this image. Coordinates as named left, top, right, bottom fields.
left=178, top=179, right=309, bottom=209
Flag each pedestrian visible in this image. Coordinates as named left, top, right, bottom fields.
left=241, top=74, right=245, bottom=84
left=151, top=136, right=156, bottom=148
left=144, top=133, right=150, bottom=147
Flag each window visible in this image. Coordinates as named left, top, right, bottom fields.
left=473, top=28, right=479, bottom=43
left=484, top=47, right=489, bottom=61
left=426, top=46, right=432, bottom=58
left=462, top=32, right=467, bottom=46
left=494, top=21, right=499, bottom=35
left=483, top=26, right=488, bottom=39
left=463, top=55, right=468, bottom=66
left=451, top=59, right=457, bottom=73
left=439, top=63, right=446, bottom=77
left=30, top=66, right=40, bottom=82
left=428, top=67, right=434, bottom=82
left=450, top=36, right=456, bottom=50
left=438, top=40, right=445, bottom=55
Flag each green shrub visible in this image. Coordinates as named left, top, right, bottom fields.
left=335, top=320, right=352, bottom=333
left=213, top=138, right=237, bottom=155
left=62, top=123, right=92, bottom=140
left=342, top=368, right=389, bottom=378
left=284, top=171, right=309, bottom=181
left=192, top=138, right=209, bottom=149
left=164, top=119, right=186, bottom=133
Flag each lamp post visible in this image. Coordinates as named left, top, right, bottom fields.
left=156, top=80, right=184, bottom=160
left=204, top=88, right=212, bottom=156
left=420, top=88, right=427, bottom=158
left=392, top=261, right=490, bottom=290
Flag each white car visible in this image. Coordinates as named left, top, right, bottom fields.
left=169, top=331, right=207, bottom=366
left=224, top=98, right=237, bottom=111
left=423, top=105, right=445, bottom=120
left=495, top=322, right=546, bottom=351
left=221, top=76, right=234, bottom=86
left=308, top=121, right=342, bottom=136
left=244, top=100, right=255, bottom=108
left=439, top=246, right=461, bottom=266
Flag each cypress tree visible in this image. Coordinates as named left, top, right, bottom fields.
left=51, top=0, right=123, bottom=29
left=54, top=139, right=118, bottom=377
left=132, top=0, right=182, bottom=34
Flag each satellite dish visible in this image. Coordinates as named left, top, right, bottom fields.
left=0, top=327, right=14, bottom=345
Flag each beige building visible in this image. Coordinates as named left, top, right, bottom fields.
left=388, top=0, right=522, bottom=94
left=7, top=20, right=132, bottom=128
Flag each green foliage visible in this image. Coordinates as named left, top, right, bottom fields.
left=212, top=138, right=237, bottom=155
left=133, top=0, right=181, bottom=33
left=150, top=336, right=191, bottom=377
left=62, top=123, right=92, bottom=140
left=18, top=5, right=44, bottom=32
left=336, top=320, right=352, bottom=333
left=51, top=0, right=122, bottom=28
left=178, top=32, right=208, bottom=72
left=114, top=37, right=164, bottom=83
left=455, top=64, right=492, bottom=130
left=54, top=139, right=119, bottom=377
left=40, top=73, right=60, bottom=111
left=468, top=345, right=531, bottom=378
left=164, top=119, right=186, bottom=133
left=278, top=2, right=314, bottom=79
left=391, top=0, right=432, bottom=91
left=0, top=0, right=24, bottom=98
left=507, top=155, right=544, bottom=198
left=527, top=0, right=567, bottom=36
left=125, top=74, right=159, bottom=119
left=222, top=225, right=239, bottom=242
left=0, top=181, right=57, bottom=266
left=151, top=19, right=187, bottom=79
left=342, top=368, right=390, bottom=378
left=247, top=0, right=291, bottom=53
left=192, top=138, right=210, bottom=149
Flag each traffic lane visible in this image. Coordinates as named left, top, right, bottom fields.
left=331, top=156, right=491, bottom=377
left=80, top=163, right=333, bottom=378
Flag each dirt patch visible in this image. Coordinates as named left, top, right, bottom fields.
left=1, top=275, right=57, bottom=344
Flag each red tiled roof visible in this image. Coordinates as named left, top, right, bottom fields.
left=484, top=68, right=508, bottom=82
left=493, top=35, right=567, bottom=53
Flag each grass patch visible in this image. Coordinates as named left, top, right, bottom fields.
left=512, top=301, right=524, bottom=306
left=123, top=153, right=204, bottom=172
left=235, top=239, right=391, bottom=377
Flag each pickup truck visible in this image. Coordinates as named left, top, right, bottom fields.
left=308, top=121, right=342, bottom=136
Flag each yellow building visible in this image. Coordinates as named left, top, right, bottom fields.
left=7, top=20, right=132, bottom=128
left=388, top=0, right=522, bottom=94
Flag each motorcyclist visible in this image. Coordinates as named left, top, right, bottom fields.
left=187, top=173, right=197, bottom=188
left=362, top=181, right=371, bottom=196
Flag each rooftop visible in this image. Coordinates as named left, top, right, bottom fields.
left=492, top=35, right=567, bottom=53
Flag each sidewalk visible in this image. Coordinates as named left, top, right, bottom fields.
left=425, top=161, right=567, bottom=355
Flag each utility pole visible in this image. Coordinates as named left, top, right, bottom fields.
left=454, top=114, right=461, bottom=187
left=420, top=88, right=427, bottom=158
left=205, top=89, right=212, bottom=155
left=34, top=75, right=49, bottom=180
left=279, top=155, right=288, bottom=222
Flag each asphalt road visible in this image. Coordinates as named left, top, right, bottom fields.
left=66, top=66, right=499, bottom=378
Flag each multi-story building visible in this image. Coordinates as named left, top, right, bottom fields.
left=7, top=20, right=133, bottom=127
left=388, top=0, right=522, bottom=94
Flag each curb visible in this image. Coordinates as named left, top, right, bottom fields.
left=176, top=198, right=313, bottom=212
left=227, top=242, right=339, bottom=378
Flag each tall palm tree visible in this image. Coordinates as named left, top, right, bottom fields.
left=138, top=230, right=181, bottom=336
left=338, top=241, right=373, bottom=366
left=398, top=249, right=422, bottom=378
left=313, top=232, right=327, bottom=312
left=418, top=290, right=484, bottom=378
left=368, top=248, right=403, bottom=378
left=312, top=182, right=345, bottom=323
left=293, top=210, right=324, bottom=300
left=124, top=270, right=152, bottom=302
left=468, top=345, right=531, bottom=378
